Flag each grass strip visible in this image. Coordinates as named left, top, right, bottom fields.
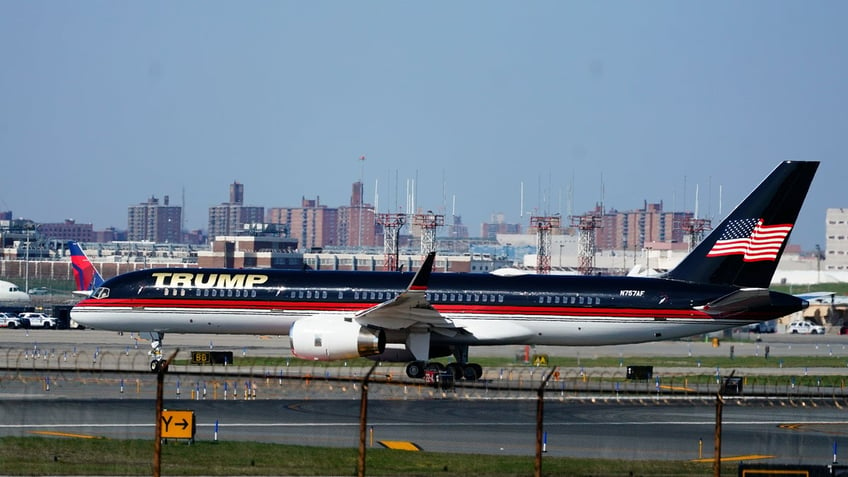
left=0, top=436, right=733, bottom=476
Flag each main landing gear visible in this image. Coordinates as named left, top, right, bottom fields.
left=404, top=361, right=483, bottom=381
left=404, top=344, right=483, bottom=381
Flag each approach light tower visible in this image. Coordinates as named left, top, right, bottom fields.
left=530, top=215, right=561, bottom=274
left=376, top=213, right=406, bottom=271
left=681, top=217, right=711, bottom=252
left=413, top=211, right=444, bottom=256
left=571, top=213, right=602, bottom=275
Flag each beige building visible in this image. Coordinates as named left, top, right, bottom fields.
left=825, top=208, right=848, bottom=271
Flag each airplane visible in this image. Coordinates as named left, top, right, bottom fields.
left=71, top=161, right=819, bottom=378
left=68, top=241, right=105, bottom=296
left=0, top=279, right=32, bottom=313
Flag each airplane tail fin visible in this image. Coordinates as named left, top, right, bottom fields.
left=665, top=161, right=819, bottom=288
left=68, top=241, right=104, bottom=294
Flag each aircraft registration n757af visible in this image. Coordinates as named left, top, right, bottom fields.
left=72, top=161, right=818, bottom=379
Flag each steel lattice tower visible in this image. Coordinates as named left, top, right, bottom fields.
left=530, top=216, right=561, bottom=274
left=681, top=217, right=711, bottom=252
left=413, top=212, right=444, bottom=256
left=571, top=214, right=602, bottom=275
left=376, top=213, right=406, bottom=271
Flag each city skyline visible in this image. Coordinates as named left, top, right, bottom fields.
left=2, top=2, right=846, bottom=250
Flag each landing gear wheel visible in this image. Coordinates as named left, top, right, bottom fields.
left=406, top=361, right=426, bottom=379
left=446, top=363, right=463, bottom=379
left=467, top=363, right=483, bottom=380
left=150, top=360, right=161, bottom=372
left=424, top=362, right=445, bottom=373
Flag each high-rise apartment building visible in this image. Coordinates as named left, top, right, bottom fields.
left=595, top=201, right=693, bottom=251
left=338, top=181, right=380, bottom=248
left=127, top=196, right=182, bottom=243
left=208, top=182, right=264, bottom=239
left=267, top=197, right=339, bottom=250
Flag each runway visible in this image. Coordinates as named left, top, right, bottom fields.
left=1, top=398, right=846, bottom=464
left=2, top=330, right=848, bottom=464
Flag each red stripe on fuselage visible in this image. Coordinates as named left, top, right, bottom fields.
left=73, top=297, right=737, bottom=320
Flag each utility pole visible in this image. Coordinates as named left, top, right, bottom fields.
left=535, top=367, right=558, bottom=477
left=153, top=349, right=180, bottom=477
left=358, top=362, right=379, bottom=477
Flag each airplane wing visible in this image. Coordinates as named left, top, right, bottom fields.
left=353, top=252, right=456, bottom=331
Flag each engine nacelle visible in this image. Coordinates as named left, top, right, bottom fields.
left=290, top=316, right=385, bottom=361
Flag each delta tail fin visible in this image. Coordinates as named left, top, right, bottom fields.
left=665, top=161, right=819, bottom=288
left=68, top=241, right=104, bottom=295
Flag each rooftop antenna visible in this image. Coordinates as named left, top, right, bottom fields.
left=374, top=178, right=379, bottom=214
left=520, top=181, right=525, bottom=219
left=694, top=184, right=700, bottom=219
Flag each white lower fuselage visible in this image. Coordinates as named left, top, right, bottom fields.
left=70, top=305, right=750, bottom=348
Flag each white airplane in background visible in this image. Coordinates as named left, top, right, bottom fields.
left=0, top=279, right=32, bottom=313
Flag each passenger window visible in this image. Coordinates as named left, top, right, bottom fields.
left=482, top=295, right=488, bottom=303
left=211, top=289, right=218, bottom=297
left=498, top=295, right=504, bottom=303
left=322, top=291, right=328, bottom=299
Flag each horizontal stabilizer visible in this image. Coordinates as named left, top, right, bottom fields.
left=694, top=288, right=772, bottom=317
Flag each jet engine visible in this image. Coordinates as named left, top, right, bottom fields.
left=290, top=316, right=385, bottom=361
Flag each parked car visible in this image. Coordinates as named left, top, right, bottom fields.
left=748, top=321, right=777, bottom=333
left=788, top=320, right=826, bottom=334
left=17, top=312, right=57, bottom=329
left=0, top=313, right=22, bottom=329
left=840, top=323, right=848, bottom=335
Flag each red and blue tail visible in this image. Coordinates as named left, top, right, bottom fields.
left=68, top=241, right=104, bottom=294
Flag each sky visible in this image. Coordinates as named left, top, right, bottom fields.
left=1, top=1, right=846, bottom=251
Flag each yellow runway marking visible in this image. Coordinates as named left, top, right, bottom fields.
left=379, top=440, right=421, bottom=451
left=659, top=384, right=695, bottom=392
left=30, top=430, right=103, bottom=439
left=691, top=454, right=774, bottom=463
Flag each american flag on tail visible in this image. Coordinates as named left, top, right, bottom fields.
left=706, top=218, right=793, bottom=262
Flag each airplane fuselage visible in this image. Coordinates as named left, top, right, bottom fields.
left=71, top=267, right=805, bottom=347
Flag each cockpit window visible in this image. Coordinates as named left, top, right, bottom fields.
left=92, top=287, right=110, bottom=299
